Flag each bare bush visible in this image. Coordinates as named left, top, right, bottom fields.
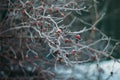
left=0, top=0, right=120, bottom=80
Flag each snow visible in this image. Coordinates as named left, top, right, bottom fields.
left=55, top=60, right=120, bottom=80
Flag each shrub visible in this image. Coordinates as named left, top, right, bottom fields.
left=0, top=0, right=120, bottom=80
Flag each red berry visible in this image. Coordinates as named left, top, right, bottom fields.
left=41, top=28, right=46, bottom=32
left=56, top=9, right=60, bottom=13
left=36, top=21, right=41, bottom=26
left=75, top=34, right=80, bottom=40
left=72, top=50, right=76, bottom=55
left=21, top=9, right=25, bottom=14
left=92, top=56, right=96, bottom=60
left=76, top=39, right=78, bottom=43
left=7, top=9, right=10, bottom=12
left=48, top=8, right=53, bottom=12
left=61, top=13, right=64, bottom=17
left=56, top=57, right=62, bottom=62
left=25, top=55, right=29, bottom=60
left=34, top=55, right=39, bottom=59
left=92, top=27, right=96, bottom=31
left=64, top=5, right=68, bottom=8
left=64, top=38, right=69, bottom=43
left=98, top=67, right=104, bottom=73
left=54, top=50, right=60, bottom=54
left=25, top=1, right=31, bottom=5
left=19, top=4, right=23, bottom=8
left=65, top=53, right=69, bottom=57
left=56, top=28, right=62, bottom=34
left=14, top=9, right=17, bottom=13
left=39, top=6, right=44, bottom=11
